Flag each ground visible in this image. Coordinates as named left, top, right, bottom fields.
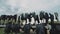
left=0, top=28, right=4, bottom=34
left=0, top=28, right=22, bottom=34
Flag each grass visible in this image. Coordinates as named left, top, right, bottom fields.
left=0, top=28, right=4, bottom=34
left=0, top=28, right=22, bottom=34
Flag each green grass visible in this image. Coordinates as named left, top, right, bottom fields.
left=0, top=28, right=22, bottom=34
left=0, top=28, right=4, bottom=34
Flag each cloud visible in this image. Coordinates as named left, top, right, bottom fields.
left=16, top=0, right=60, bottom=10
left=0, top=0, right=60, bottom=15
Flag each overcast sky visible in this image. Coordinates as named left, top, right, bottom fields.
left=0, top=0, right=60, bottom=20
